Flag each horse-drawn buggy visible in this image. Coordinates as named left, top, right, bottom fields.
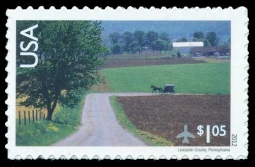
left=151, top=84, right=174, bottom=94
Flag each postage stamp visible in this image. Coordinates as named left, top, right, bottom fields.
left=6, top=7, right=248, bottom=159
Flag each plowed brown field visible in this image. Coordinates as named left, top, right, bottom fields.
left=117, top=95, right=230, bottom=146
left=99, top=57, right=206, bottom=69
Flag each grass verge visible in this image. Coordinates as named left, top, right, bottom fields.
left=16, top=96, right=84, bottom=146
left=109, top=96, right=173, bottom=146
left=16, top=120, right=78, bottom=146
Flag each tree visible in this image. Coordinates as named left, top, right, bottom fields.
left=151, top=41, right=158, bottom=53
left=159, top=33, right=171, bottom=53
left=129, top=41, right=140, bottom=54
left=109, top=32, right=121, bottom=44
left=162, top=40, right=170, bottom=53
left=160, top=32, right=170, bottom=42
left=146, top=31, right=159, bottom=50
left=176, top=37, right=188, bottom=42
left=16, top=21, right=106, bottom=121
left=134, top=30, right=145, bottom=53
left=193, top=31, right=205, bottom=41
left=103, top=48, right=111, bottom=56
left=192, top=31, right=216, bottom=47
left=218, top=38, right=230, bottom=49
left=206, top=32, right=219, bottom=47
left=122, top=31, right=134, bottom=53
left=111, top=43, right=123, bottom=54
left=203, top=39, right=211, bottom=47
left=154, top=39, right=168, bottom=52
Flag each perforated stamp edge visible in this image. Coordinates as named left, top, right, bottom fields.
left=5, top=6, right=248, bottom=160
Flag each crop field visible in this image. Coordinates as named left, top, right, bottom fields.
left=99, top=57, right=206, bottom=69
left=104, top=51, right=174, bottom=60
left=102, top=62, right=230, bottom=94
left=115, top=95, right=230, bottom=146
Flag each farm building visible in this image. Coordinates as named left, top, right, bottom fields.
left=190, top=47, right=230, bottom=57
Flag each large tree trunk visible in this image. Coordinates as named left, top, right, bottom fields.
left=46, top=108, right=54, bottom=121
left=46, top=93, right=59, bottom=121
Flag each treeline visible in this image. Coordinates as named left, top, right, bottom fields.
left=108, top=30, right=230, bottom=55
left=109, top=30, right=171, bottom=54
left=177, top=31, right=230, bottom=48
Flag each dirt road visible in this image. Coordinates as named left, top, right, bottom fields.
left=53, top=93, right=153, bottom=146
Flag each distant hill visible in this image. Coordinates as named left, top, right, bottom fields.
left=101, top=21, right=230, bottom=46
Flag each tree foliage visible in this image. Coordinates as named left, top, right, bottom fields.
left=192, top=31, right=219, bottom=47
left=160, top=32, right=170, bottom=42
left=134, top=30, right=145, bottom=53
left=193, top=31, right=205, bottom=40
left=146, top=31, right=159, bottom=50
left=154, top=39, right=168, bottom=52
left=206, top=32, right=219, bottom=47
left=111, top=43, right=123, bottom=54
left=107, top=29, right=223, bottom=55
left=129, top=41, right=140, bottom=54
left=17, top=21, right=106, bottom=120
left=109, top=32, right=121, bottom=44
left=176, top=37, right=188, bottom=42
left=122, top=31, right=134, bottom=52
left=107, top=30, right=171, bottom=54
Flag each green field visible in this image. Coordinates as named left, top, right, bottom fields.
left=102, top=62, right=230, bottom=94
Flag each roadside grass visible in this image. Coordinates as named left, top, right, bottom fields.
left=109, top=96, right=173, bottom=146
left=16, top=93, right=86, bottom=146
left=89, top=72, right=111, bottom=92
left=102, top=62, right=230, bottom=94
left=16, top=120, right=77, bottom=146
left=16, top=71, right=111, bottom=146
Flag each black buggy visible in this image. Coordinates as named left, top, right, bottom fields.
left=163, top=84, right=175, bottom=93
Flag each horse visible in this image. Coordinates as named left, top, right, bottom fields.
left=151, top=85, right=163, bottom=93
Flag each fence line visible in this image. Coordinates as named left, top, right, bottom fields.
left=33, top=110, right=35, bottom=122
left=28, top=111, right=30, bottom=124
left=18, top=110, right=46, bottom=126
left=24, top=111, right=26, bottom=125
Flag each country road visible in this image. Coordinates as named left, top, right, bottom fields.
left=53, top=93, right=154, bottom=146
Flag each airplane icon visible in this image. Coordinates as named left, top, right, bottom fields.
left=176, top=125, right=195, bottom=144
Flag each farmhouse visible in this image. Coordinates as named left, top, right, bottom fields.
left=190, top=47, right=230, bottom=57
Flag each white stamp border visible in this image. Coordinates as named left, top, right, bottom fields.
left=6, top=7, right=248, bottom=160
